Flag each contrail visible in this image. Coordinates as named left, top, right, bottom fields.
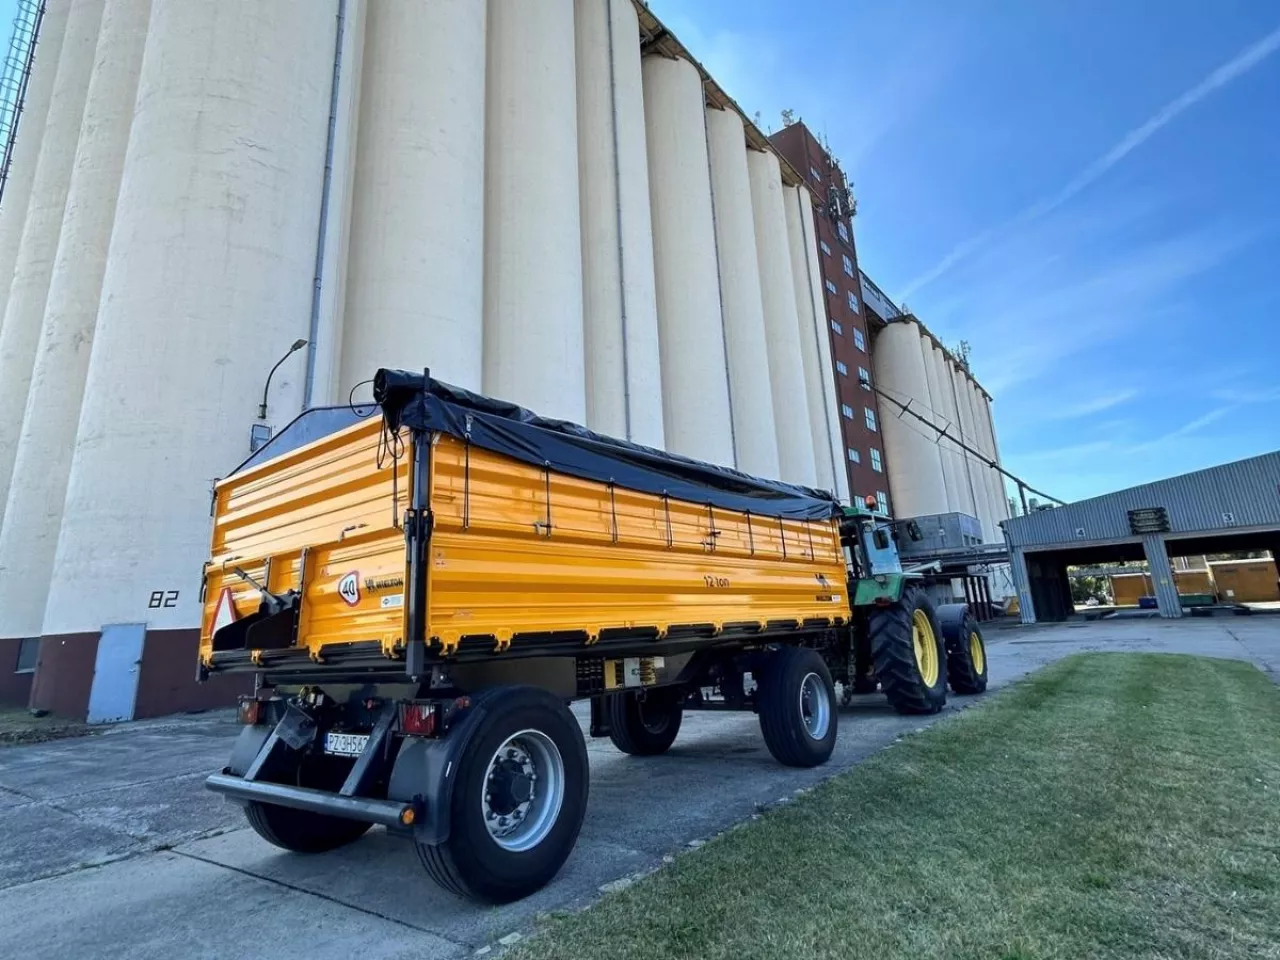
left=899, top=24, right=1280, bottom=299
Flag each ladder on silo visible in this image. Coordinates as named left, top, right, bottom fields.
left=0, top=0, right=45, bottom=211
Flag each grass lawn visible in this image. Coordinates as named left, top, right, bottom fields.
left=0, top=708, right=92, bottom=746
left=512, top=654, right=1280, bottom=960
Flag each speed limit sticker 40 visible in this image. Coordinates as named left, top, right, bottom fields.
left=337, top=572, right=360, bottom=606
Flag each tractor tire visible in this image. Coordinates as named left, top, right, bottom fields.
left=757, top=646, right=838, bottom=768
left=937, top=605, right=989, bottom=695
left=868, top=586, right=948, bottom=715
left=415, top=686, right=588, bottom=903
left=245, top=756, right=372, bottom=854
left=607, top=687, right=684, bottom=756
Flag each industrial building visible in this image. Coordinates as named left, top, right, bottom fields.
left=0, top=0, right=1007, bottom=719
left=1006, top=451, right=1280, bottom=622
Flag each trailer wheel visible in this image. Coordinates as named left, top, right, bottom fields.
left=416, top=687, right=588, bottom=903
left=607, top=687, right=684, bottom=756
left=244, top=758, right=372, bottom=853
left=869, top=586, right=948, bottom=715
left=757, top=646, right=838, bottom=768
left=938, top=605, right=989, bottom=694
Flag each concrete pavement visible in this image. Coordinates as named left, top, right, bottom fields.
left=0, top=616, right=1275, bottom=958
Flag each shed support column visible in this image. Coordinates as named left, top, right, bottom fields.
left=1010, top=546, right=1036, bottom=625
left=1141, top=534, right=1182, bottom=619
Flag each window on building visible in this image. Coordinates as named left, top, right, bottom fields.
left=864, top=406, right=878, bottom=431
left=830, top=319, right=843, bottom=335
left=838, top=221, right=850, bottom=243
left=870, top=447, right=883, bottom=472
left=835, top=360, right=848, bottom=376
left=847, top=292, right=860, bottom=312
left=15, top=637, right=38, bottom=673
left=842, top=254, right=854, bottom=277
left=841, top=403, right=854, bottom=420
left=847, top=447, right=860, bottom=464
left=810, top=166, right=822, bottom=182
left=876, top=490, right=888, bottom=513
left=820, top=240, right=831, bottom=256
left=858, top=366, right=871, bottom=389
left=824, top=278, right=837, bottom=295
left=853, top=328, right=866, bottom=352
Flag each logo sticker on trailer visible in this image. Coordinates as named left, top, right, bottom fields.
left=338, top=572, right=360, bottom=607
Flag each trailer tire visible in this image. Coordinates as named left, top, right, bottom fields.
left=607, top=688, right=684, bottom=756
left=938, top=607, right=988, bottom=695
left=757, top=646, right=838, bottom=768
left=244, top=758, right=373, bottom=853
left=415, top=687, right=588, bottom=903
left=869, top=586, right=948, bottom=715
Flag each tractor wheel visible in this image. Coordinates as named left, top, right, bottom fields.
left=757, top=645, right=838, bottom=767
left=607, top=687, right=684, bottom=756
left=937, top=604, right=989, bottom=695
left=868, top=586, right=948, bottom=715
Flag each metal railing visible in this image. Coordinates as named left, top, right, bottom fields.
left=0, top=0, right=45, bottom=210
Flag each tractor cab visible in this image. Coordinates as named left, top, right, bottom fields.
left=838, top=497, right=909, bottom=579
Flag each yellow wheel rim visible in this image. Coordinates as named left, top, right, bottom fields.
left=969, top=631, right=986, bottom=675
left=911, top=609, right=939, bottom=687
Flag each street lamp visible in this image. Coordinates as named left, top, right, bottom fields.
left=258, top=338, right=308, bottom=421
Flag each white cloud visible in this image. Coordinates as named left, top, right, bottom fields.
left=900, top=24, right=1280, bottom=299
left=1044, top=390, right=1139, bottom=421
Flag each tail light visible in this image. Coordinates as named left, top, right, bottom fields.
left=399, top=701, right=440, bottom=737
left=237, top=697, right=264, bottom=726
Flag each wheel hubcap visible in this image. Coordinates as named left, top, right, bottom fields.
left=481, top=730, right=565, bottom=852
left=798, top=672, right=830, bottom=740
left=969, top=631, right=986, bottom=674
left=912, top=609, right=939, bottom=687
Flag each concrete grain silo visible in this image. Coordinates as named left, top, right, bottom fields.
left=341, top=0, right=485, bottom=402
left=704, top=105, right=778, bottom=478
left=574, top=0, right=664, bottom=448
left=918, top=337, right=958, bottom=513
left=483, top=0, right=586, bottom=423
left=787, top=184, right=848, bottom=502
left=0, top=0, right=150, bottom=643
left=0, top=0, right=69, bottom=341
left=872, top=319, right=947, bottom=519
left=954, top=369, right=996, bottom=541
left=747, top=148, right=816, bottom=488
left=641, top=54, right=734, bottom=466
left=0, top=0, right=102, bottom=524
left=979, top=392, right=1009, bottom=522
left=927, top=343, right=974, bottom=519
left=37, top=0, right=335, bottom=661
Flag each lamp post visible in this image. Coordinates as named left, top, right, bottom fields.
left=258, top=338, right=308, bottom=421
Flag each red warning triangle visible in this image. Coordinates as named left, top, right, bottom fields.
left=212, top=587, right=240, bottom=634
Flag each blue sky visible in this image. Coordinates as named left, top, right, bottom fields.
left=649, top=0, right=1280, bottom=503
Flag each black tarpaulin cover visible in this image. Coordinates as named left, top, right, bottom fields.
left=373, top=369, right=840, bottom=521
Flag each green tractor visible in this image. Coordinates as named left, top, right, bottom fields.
left=835, top=502, right=989, bottom=714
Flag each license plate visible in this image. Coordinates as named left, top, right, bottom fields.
left=323, top=732, right=369, bottom=757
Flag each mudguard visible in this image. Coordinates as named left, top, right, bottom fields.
left=385, top=689, right=506, bottom=846
left=935, top=603, right=971, bottom=649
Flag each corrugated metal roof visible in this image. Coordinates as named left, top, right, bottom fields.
left=1005, top=450, right=1280, bottom=548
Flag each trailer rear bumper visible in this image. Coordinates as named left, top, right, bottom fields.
left=206, top=773, right=417, bottom=829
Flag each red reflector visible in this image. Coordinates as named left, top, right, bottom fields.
left=399, top=702, right=437, bottom=737
left=237, top=699, right=263, bottom=725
